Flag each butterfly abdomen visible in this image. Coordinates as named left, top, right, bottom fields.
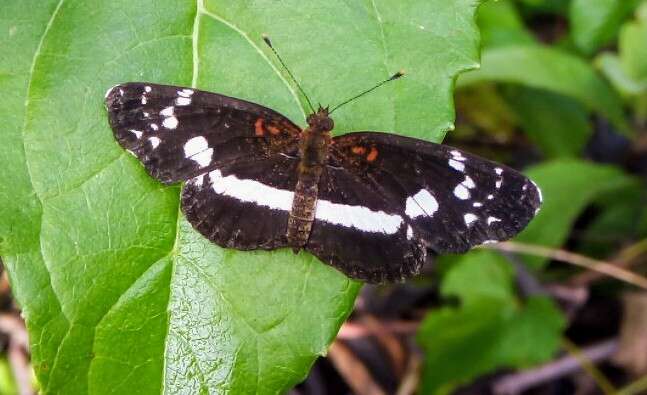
left=286, top=113, right=333, bottom=251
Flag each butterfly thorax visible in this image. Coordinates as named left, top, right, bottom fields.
left=286, top=108, right=334, bottom=251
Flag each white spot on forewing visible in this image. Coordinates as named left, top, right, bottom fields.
left=160, top=106, right=174, bottom=117
left=487, top=194, right=494, bottom=200
left=495, top=167, right=503, bottom=175
left=192, top=149, right=213, bottom=167
left=129, top=129, right=143, bottom=138
left=407, top=225, right=414, bottom=240
left=462, top=176, right=476, bottom=189
left=176, top=96, right=191, bottom=106
left=143, top=112, right=150, bottom=117
left=141, top=96, right=147, bottom=104
left=184, top=136, right=208, bottom=157
left=144, top=86, right=152, bottom=93
left=315, top=200, right=403, bottom=234
left=450, top=150, right=466, bottom=161
left=487, top=216, right=501, bottom=225
left=453, top=184, right=470, bottom=200
left=405, top=189, right=439, bottom=218
left=209, top=170, right=294, bottom=211
left=163, top=116, right=179, bottom=129
left=184, top=136, right=213, bottom=168
left=496, top=179, right=502, bottom=188
left=150, top=123, right=159, bottom=131
left=178, top=89, right=194, bottom=97
left=149, top=136, right=161, bottom=149
left=448, top=159, right=465, bottom=172
left=464, top=213, right=478, bottom=226
left=473, top=202, right=483, bottom=207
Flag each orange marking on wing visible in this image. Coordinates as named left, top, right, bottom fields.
left=267, top=125, right=281, bottom=135
left=366, top=147, right=379, bottom=162
left=351, top=146, right=366, bottom=155
left=254, top=118, right=265, bottom=136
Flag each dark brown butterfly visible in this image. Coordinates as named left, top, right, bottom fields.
left=104, top=38, right=541, bottom=283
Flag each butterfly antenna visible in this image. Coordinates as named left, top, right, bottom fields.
left=262, top=34, right=316, bottom=114
left=329, top=70, right=405, bottom=114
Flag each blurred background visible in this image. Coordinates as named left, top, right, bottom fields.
left=2, top=0, right=647, bottom=394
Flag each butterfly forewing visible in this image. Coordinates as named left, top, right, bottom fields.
left=105, top=83, right=301, bottom=184
left=328, top=132, right=541, bottom=256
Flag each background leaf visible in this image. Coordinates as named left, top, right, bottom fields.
left=457, top=45, right=630, bottom=133
left=597, top=2, right=647, bottom=120
left=570, top=0, right=640, bottom=55
left=517, top=159, right=639, bottom=268
left=0, top=0, right=484, bottom=393
left=417, top=251, right=565, bottom=395
left=501, top=86, right=592, bottom=158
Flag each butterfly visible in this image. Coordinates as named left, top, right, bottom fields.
left=104, top=78, right=541, bottom=283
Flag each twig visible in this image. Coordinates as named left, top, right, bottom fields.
left=500, top=251, right=547, bottom=297
left=562, top=338, right=616, bottom=394
left=492, top=339, right=618, bottom=395
left=617, top=374, right=647, bottom=395
left=613, top=292, right=647, bottom=375
left=395, top=350, right=422, bottom=395
left=571, top=239, right=647, bottom=287
left=328, top=340, right=386, bottom=395
left=359, top=315, right=407, bottom=377
left=483, top=241, right=647, bottom=290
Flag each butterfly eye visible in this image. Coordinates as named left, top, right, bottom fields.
left=322, top=118, right=334, bottom=131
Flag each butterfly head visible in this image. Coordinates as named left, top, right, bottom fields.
left=306, top=107, right=334, bottom=132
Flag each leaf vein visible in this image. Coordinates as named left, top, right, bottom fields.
left=197, top=4, right=307, bottom=119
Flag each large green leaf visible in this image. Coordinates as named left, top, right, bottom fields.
left=457, top=45, right=630, bottom=133
left=0, top=0, right=483, bottom=393
left=417, top=251, right=564, bottom=395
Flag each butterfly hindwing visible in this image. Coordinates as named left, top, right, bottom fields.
left=105, top=82, right=301, bottom=184
left=306, top=165, right=428, bottom=282
left=181, top=153, right=300, bottom=250
left=328, top=132, right=541, bottom=255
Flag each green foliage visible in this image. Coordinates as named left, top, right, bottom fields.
left=417, top=251, right=565, bottom=395
left=598, top=1, right=647, bottom=119
left=458, top=45, right=629, bottom=133
left=570, top=0, right=640, bottom=55
left=502, top=87, right=592, bottom=158
left=477, top=1, right=535, bottom=48
left=0, top=0, right=483, bottom=393
left=0, top=357, right=17, bottom=395
left=518, top=160, right=639, bottom=268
